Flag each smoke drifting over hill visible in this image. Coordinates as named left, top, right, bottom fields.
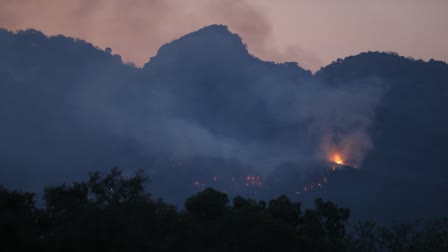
left=1, top=25, right=447, bottom=221
left=71, top=25, right=385, bottom=174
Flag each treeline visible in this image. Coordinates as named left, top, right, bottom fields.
left=1, top=168, right=447, bottom=251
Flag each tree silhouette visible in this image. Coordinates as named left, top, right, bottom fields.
left=185, top=187, right=229, bottom=220
left=1, top=168, right=447, bottom=251
left=0, top=186, right=39, bottom=251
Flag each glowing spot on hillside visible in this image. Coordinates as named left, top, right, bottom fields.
left=332, top=153, right=344, bottom=165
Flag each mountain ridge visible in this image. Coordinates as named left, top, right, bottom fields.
left=2, top=25, right=447, bottom=75
left=1, top=25, right=447, bottom=222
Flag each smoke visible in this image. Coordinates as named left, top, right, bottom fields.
left=0, top=21, right=391, bottom=202
left=74, top=51, right=386, bottom=174
left=253, top=74, right=387, bottom=168
left=295, top=78, right=388, bottom=167
left=0, top=0, right=322, bottom=71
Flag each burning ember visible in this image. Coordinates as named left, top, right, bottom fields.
left=331, top=153, right=344, bottom=165
left=190, top=165, right=340, bottom=198
left=176, top=156, right=351, bottom=198
left=193, top=175, right=264, bottom=191
left=245, top=175, right=263, bottom=187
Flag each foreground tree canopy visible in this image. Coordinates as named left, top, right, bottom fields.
left=1, top=168, right=447, bottom=252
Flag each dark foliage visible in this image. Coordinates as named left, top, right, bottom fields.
left=1, top=168, right=447, bottom=251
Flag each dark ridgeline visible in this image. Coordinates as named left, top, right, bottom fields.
left=0, top=24, right=448, bottom=224
left=2, top=169, right=447, bottom=251
left=314, top=53, right=448, bottom=221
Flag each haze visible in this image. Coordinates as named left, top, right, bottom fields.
left=1, top=0, right=447, bottom=72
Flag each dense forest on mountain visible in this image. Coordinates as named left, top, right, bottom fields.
left=1, top=25, right=447, bottom=224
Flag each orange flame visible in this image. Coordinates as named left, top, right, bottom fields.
left=331, top=153, right=344, bottom=165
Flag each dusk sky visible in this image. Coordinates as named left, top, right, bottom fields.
left=1, top=0, right=447, bottom=72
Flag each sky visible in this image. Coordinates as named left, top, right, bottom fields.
left=0, top=0, right=447, bottom=72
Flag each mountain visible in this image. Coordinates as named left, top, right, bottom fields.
left=318, top=52, right=448, bottom=181
left=313, top=52, right=448, bottom=221
left=0, top=28, right=140, bottom=189
left=0, top=25, right=447, bottom=222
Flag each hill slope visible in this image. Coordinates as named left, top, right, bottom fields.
left=0, top=26, right=447, bottom=221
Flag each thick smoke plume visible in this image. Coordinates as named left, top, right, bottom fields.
left=295, top=78, right=387, bottom=167
left=0, top=24, right=387, bottom=197
left=76, top=44, right=386, bottom=174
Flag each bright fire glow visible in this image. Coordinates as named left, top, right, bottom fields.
left=332, top=153, right=344, bottom=165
